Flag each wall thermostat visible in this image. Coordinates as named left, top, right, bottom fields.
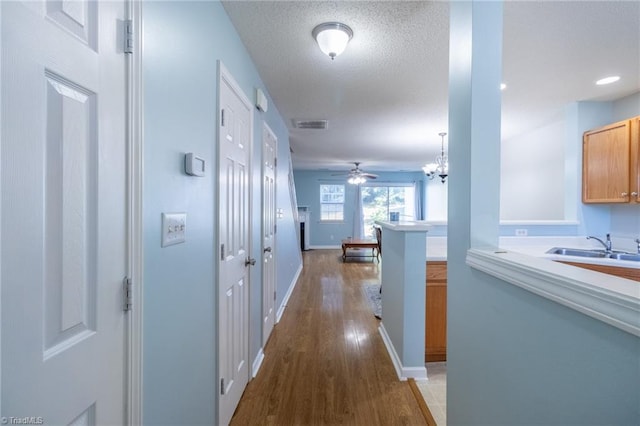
left=185, top=153, right=205, bottom=177
left=256, top=88, right=269, bottom=112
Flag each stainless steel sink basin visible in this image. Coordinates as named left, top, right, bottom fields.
left=546, top=247, right=607, bottom=258
left=546, top=247, right=640, bottom=262
left=607, top=253, right=640, bottom=262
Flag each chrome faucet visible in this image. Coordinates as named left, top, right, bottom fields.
left=587, top=233, right=612, bottom=253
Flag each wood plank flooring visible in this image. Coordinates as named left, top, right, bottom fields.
left=230, top=249, right=426, bottom=425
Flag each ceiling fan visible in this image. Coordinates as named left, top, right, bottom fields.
left=332, top=162, right=378, bottom=184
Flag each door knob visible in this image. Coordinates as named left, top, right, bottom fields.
left=245, top=257, right=256, bottom=266
left=621, top=192, right=628, bottom=197
left=263, top=246, right=272, bottom=253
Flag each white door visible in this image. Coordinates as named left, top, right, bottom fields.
left=218, top=64, right=252, bottom=426
left=261, top=124, right=277, bottom=346
left=1, top=1, right=127, bottom=424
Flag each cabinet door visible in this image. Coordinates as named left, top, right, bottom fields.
left=582, top=120, right=631, bottom=203
left=425, top=262, right=447, bottom=362
left=631, top=117, right=640, bottom=203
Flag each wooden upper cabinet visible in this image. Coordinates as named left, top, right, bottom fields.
left=631, top=116, right=640, bottom=203
left=582, top=118, right=636, bottom=203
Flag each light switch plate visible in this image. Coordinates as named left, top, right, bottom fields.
left=162, top=213, right=186, bottom=247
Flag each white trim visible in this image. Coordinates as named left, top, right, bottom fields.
left=276, top=263, right=302, bottom=323
left=251, top=347, right=265, bottom=378
left=0, top=1, right=3, bottom=416
left=125, top=0, right=143, bottom=424
left=378, top=324, right=427, bottom=381
left=466, top=249, right=640, bottom=337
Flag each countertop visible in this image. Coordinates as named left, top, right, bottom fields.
left=375, top=220, right=433, bottom=232
left=425, top=236, right=640, bottom=269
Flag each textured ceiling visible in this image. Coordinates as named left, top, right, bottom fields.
left=222, top=1, right=640, bottom=173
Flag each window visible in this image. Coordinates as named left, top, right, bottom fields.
left=361, top=184, right=415, bottom=237
left=320, top=184, right=345, bottom=221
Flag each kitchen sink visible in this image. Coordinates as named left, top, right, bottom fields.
left=546, top=247, right=607, bottom=258
left=546, top=247, right=640, bottom=262
left=607, top=253, right=640, bottom=262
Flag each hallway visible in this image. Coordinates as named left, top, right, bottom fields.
left=231, top=249, right=426, bottom=425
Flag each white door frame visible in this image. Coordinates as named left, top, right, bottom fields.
left=0, top=2, right=3, bottom=418
left=216, top=61, right=253, bottom=425
left=0, top=0, right=142, bottom=422
left=126, top=0, right=144, bottom=424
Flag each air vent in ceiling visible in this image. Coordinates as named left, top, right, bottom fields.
left=292, top=119, right=328, bottom=130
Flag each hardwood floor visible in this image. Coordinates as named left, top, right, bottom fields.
left=230, top=249, right=427, bottom=425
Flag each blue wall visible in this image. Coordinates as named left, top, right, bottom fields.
left=293, top=170, right=427, bottom=246
left=447, top=2, right=640, bottom=424
left=143, top=2, right=300, bottom=424
left=450, top=268, right=640, bottom=424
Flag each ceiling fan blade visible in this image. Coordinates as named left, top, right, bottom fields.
left=361, top=173, right=378, bottom=179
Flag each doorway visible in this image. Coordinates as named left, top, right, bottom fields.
left=0, top=1, right=139, bottom=423
left=217, top=62, right=253, bottom=426
left=261, top=124, right=277, bottom=347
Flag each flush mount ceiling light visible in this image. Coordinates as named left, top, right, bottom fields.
left=596, top=76, right=620, bottom=85
left=312, top=22, right=353, bottom=60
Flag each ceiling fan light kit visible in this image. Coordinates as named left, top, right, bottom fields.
left=423, top=132, right=449, bottom=183
left=312, top=22, right=353, bottom=60
left=333, top=162, right=378, bottom=184
left=348, top=176, right=367, bottom=185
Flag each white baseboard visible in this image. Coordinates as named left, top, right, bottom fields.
left=252, top=347, right=265, bottom=378
left=276, top=262, right=302, bottom=323
left=378, top=323, right=427, bottom=381
left=308, top=245, right=341, bottom=249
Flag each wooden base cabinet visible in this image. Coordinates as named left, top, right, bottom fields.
left=582, top=116, right=640, bottom=204
left=425, top=261, right=447, bottom=362
left=558, top=261, right=640, bottom=282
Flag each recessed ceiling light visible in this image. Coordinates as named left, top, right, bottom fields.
left=596, top=76, right=620, bottom=85
left=500, top=83, right=507, bottom=91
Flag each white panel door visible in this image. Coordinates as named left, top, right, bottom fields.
left=218, top=65, right=252, bottom=426
left=261, top=124, right=277, bottom=346
left=1, top=1, right=127, bottom=424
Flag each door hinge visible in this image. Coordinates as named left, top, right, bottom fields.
left=221, top=109, right=225, bottom=127
left=274, top=157, right=277, bottom=167
left=220, top=378, right=225, bottom=395
left=124, top=19, right=134, bottom=54
left=220, top=243, right=225, bottom=260
left=123, top=277, right=133, bottom=311
left=274, top=224, right=277, bottom=234
left=273, top=291, right=276, bottom=301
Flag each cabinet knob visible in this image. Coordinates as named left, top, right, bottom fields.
left=621, top=192, right=628, bottom=197
left=632, top=192, right=639, bottom=197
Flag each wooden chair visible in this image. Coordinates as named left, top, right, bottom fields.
left=373, top=225, right=382, bottom=292
left=374, top=225, right=382, bottom=256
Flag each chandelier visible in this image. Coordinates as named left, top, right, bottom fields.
left=422, top=132, right=449, bottom=183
